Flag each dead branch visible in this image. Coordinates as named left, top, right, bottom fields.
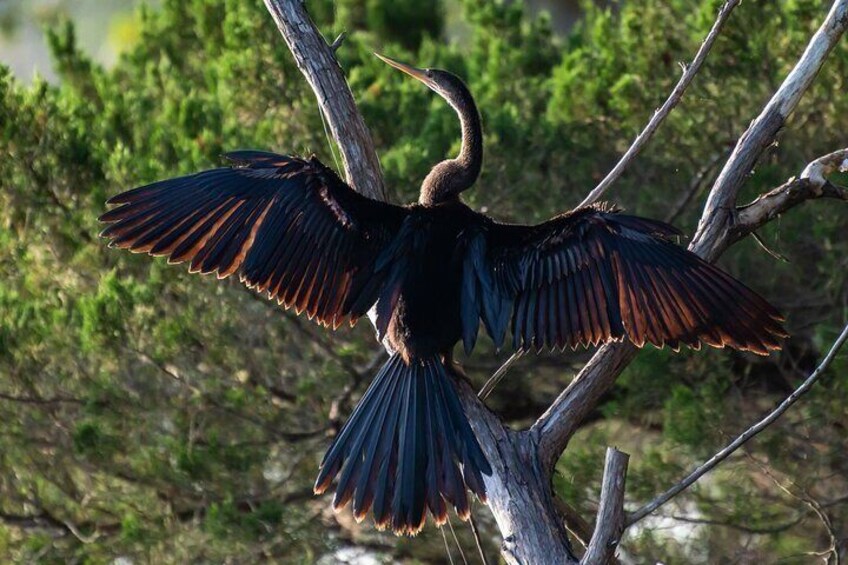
left=533, top=344, right=637, bottom=472
left=692, top=0, right=848, bottom=257
left=581, top=448, right=629, bottom=565
left=662, top=513, right=804, bottom=536
left=800, top=147, right=848, bottom=186
left=577, top=0, right=740, bottom=208
left=262, top=0, right=385, bottom=201
left=0, top=391, right=83, bottom=405
left=735, top=148, right=848, bottom=236
left=626, top=322, right=848, bottom=526
left=746, top=454, right=842, bottom=564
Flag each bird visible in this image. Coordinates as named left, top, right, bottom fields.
left=99, top=53, right=787, bottom=536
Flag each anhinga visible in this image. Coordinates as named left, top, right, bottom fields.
left=100, top=54, right=786, bottom=536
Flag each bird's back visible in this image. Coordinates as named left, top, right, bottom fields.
left=380, top=201, right=482, bottom=360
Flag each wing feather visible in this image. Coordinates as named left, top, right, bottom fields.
left=100, top=151, right=407, bottom=327
left=462, top=204, right=787, bottom=355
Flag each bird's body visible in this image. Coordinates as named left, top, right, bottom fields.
left=381, top=201, right=476, bottom=359
left=99, top=54, right=787, bottom=536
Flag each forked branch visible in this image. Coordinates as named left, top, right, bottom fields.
left=735, top=148, right=848, bottom=237
left=692, top=0, right=848, bottom=257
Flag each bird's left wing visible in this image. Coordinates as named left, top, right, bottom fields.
left=100, top=150, right=407, bottom=328
left=460, top=204, right=786, bottom=355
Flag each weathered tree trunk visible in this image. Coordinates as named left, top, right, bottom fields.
left=456, top=383, right=578, bottom=563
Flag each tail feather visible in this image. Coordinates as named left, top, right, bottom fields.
left=351, top=367, right=403, bottom=520
left=333, top=362, right=402, bottom=510
left=315, top=353, right=491, bottom=535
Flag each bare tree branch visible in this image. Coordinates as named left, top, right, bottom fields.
left=262, top=0, right=385, bottom=201
left=577, top=0, right=740, bottom=208
left=533, top=344, right=637, bottom=471
left=692, top=0, right=848, bottom=257
left=0, top=510, right=72, bottom=534
left=0, top=391, right=83, bottom=405
left=662, top=513, right=804, bottom=535
left=745, top=454, right=842, bottom=564
left=581, top=448, right=629, bottom=565
left=626, top=322, right=848, bottom=526
left=735, top=148, right=848, bottom=236
left=478, top=350, right=524, bottom=399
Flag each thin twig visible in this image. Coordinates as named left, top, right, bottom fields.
left=577, top=0, right=741, bottom=208
left=627, top=322, right=848, bottom=526
left=478, top=351, right=523, bottom=399
left=554, top=496, right=593, bottom=550
left=468, top=511, right=491, bottom=565
left=0, top=392, right=83, bottom=405
left=441, top=526, right=457, bottom=565
left=447, top=515, right=470, bottom=565
left=329, top=32, right=347, bottom=53
left=750, top=230, right=790, bottom=262
left=665, top=512, right=804, bottom=535
left=744, top=453, right=841, bottom=565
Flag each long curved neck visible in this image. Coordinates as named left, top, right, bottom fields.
left=420, top=85, right=482, bottom=205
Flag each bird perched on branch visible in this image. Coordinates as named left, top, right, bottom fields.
left=99, top=53, right=786, bottom=535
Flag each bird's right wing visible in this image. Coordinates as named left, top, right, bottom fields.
left=100, top=151, right=408, bottom=329
left=460, top=204, right=786, bottom=354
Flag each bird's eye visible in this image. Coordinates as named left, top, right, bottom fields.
left=426, top=70, right=434, bottom=78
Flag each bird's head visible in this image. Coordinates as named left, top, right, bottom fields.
left=374, top=53, right=470, bottom=111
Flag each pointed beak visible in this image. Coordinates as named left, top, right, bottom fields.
left=374, top=53, right=435, bottom=88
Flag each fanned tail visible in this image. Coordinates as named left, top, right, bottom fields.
left=314, top=353, right=491, bottom=535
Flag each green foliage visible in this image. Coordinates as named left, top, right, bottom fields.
left=1, top=0, right=847, bottom=562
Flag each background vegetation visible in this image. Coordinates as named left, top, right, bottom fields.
left=1, top=0, right=847, bottom=562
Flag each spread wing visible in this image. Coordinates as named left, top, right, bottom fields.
left=461, top=204, right=787, bottom=355
left=100, top=150, right=407, bottom=328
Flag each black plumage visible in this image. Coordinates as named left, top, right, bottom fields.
left=100, top=54, right=786, bottom=536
